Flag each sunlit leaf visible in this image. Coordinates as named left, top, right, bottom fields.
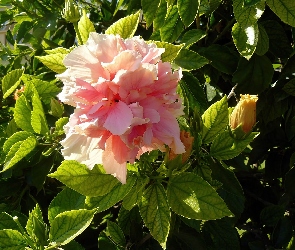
left=139, top=182, right=170, bottom=248
left=167, top=172, right=233, bottom=220
left=78, top=11, right=95, bottom=44
left=105, top=11, right=140, bottom=38
left=2, top=69, right=23, bottom=99
left=177, top=0, right=199, bottom=27
left=232, top=22, right=259, bottom=60
left=210, top=131, right=259, bottom=160
left=160, top=5, right=183, bottom=42
left=48, top=161, right=119, bottom=197
left=49, top=209, right=95, bottom=245
left=201, top=96, right=228, bottom=144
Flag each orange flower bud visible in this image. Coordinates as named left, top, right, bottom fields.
left=169, top=131, right=194, bottom=163
left=230, top=94, right=258, bottom=133
left=14, top=86, right=25, bottom=100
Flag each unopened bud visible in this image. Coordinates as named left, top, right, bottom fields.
left=170, top=131, right=194, bottom=163
left=62, top=0, right=80, bottom=23
left=230, top=94, right=258, bottom=133
left=14, top=85, right=25, bottom=100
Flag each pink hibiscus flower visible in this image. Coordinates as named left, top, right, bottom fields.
left=57, top=33, right=185, bottom=184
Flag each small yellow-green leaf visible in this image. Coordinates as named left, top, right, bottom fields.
left=3, top=136, right=37, bottom=172
left=78, top=11, right=96, bottom=44
left=201, top=96, right=229, bottom=144
left=45, top=47, right=70, bottom=55
left=36, top=54, right=66, bottom=73
left=153, top=41, right=184, bottom=62
left=3, top=131, right=34, bottom=154
left=0, top=229, right=27, bottom=249
left=105, top=11, right=140, bottom=39
left=14, top=95, right=35, bottom=133
left=2, top=69, right=24, bottom=99
left=49, top=209, right=95, bottom=245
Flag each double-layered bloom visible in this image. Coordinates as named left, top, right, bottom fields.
left=57, top=33, right=185, bottom=183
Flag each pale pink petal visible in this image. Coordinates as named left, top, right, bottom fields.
left=103, top=101, right=133, bottom=135
left=102, top=51, right=141, bottom=77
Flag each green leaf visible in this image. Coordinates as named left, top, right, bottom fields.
left=2, top=69, right=23, bottom=99
left=255, top=24, right=269, bottom=56
left=210, top=131, right=259, bottom=160
left=204, top=218, right=240, bottom=250
left=153, top=0, right=167, bottom=30
left=232, top=22, right=259, bottom=60
left=153, top=41, right=184, bottom=62
left=0, top=229, right=27, bottom=249
left=201, top=96, right=228, bottom=144
left=63, top=240, right=85, bottom=250
left=180, top=71, right=208, bottom=114
left=198, top=45, right=239, bottom=74
left=48, top=188, right=85, bottom=225
left=49, top=209, right=95, bottom=245
left=160, top=5, right=183, bottom=42
left=45, top=47, right=70, bottom=55
left=174, top=48, right=209, bottom=70
left=85, top=175, right=137, bottom=211
left=50, top=98, right=64, bottom=118
left=167, top=172, right=233, bottom=219
left=142, top=0, right=161, bottom=27
left=177, top=0, right=199, bottom=27
left=55, top=117, right=69, bottom=133
left=244, top=0, right=262, bottom=7
left=283, top=79, right=295, bottom=96
left=107, top=221, right=126, bottom=247
left=139, top=182, right=170, bottom=248
left=26, top=204, right=47, bottom=246
left=260, top=205, right=285, bottom=227
left=233, top=0, right=265, bottom=27
left=181, top=29, right=206, bottom=48
left=210, top=161, right=245, bottom=216
left=105, top=11, right=140, bottom=38
left=233, top=55, right=274, bottom=94
left=262, top=20, right=293, bottom=59
left=266, top=0, right=295, bottom=27
left=6, top=119, right=18, bottom=137
left=31, top=87, right=49, bottom=135
left=3, top=131, right=34, bottom=154
left=3, top=136, right=37, bottom=172
left=78, top=11, right=96, bottom=44
left=36, top=54, right=66, bottom=73
left=14, top=94, right=34, bottom=133
left=123, top=177, right=149, bottom=210
left=48, top=161, right=119, bottom=197
left=118, top=206, right=142, bottom=236
left=0, top=213, right=19, bottom=231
